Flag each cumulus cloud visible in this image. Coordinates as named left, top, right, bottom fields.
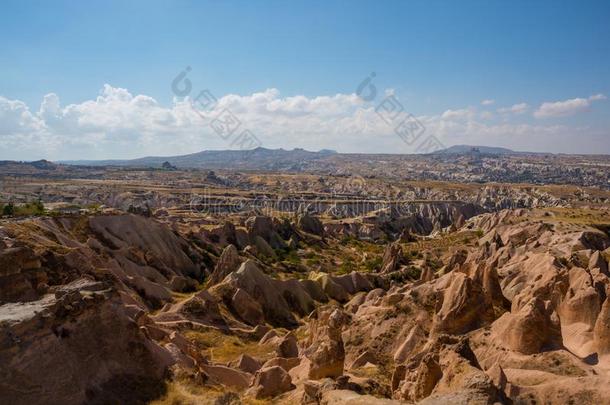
left=0, top=85, right=389, bottom=159
left=534, top=94, right=606, bottom=118
left=441, top=108, right=474, bottom=120
left=481, top=99, right=495, bottom=106
left=497, top=102, right=529, bottom=115
left=479, top=111, right=494, bottom=120
left=0, top=85, right=608, bottom=159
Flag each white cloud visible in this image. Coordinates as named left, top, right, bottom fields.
left=0, top=86, right=609, bottom=159
left=479, top=111, right=494, bottom=120
left=441, top=108, right=474, bottom=120
left=534, top=94, right=606, bottom=118
left=497, top=102, right=529, bottom=115
left=0, top=96, right=44, bottom=134
left=481, top=99, right=495, bottom=106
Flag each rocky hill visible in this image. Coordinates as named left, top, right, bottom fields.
left=61, top=147, right=338, bottom=170
left=1, top=203, right=610, bottom=404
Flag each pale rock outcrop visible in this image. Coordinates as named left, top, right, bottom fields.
left=209, top=244, right=241, bottom=285
left=589, top=250, right=608, bottom=275
left=332, top=271, right=375, bottom=295
left=0, top=245, right=44, bottom=303
left=432, top=272, right=494, bottom=335
left=380, top=242, right=403, bottom=273
left=559, top=267, right=601, bottom=328
left=313, top=273, right=349, bottom=302
left=494, top=297, right=563, bottom=354
left=153, top=290, right=223, bottom=325
left=249, top=365, right=295, bottom=399
left=89, top=215, right=200, bottom=279
left=231, top=288, right=264, bottom=325
left=201, top=364, right=252, bottom=389
left=277, top=332, right=299, bottom=358
left=350, top=350, right=377, bottom=369
left=261, top=356, right=301, bottom=372
left=485, top=362, right=507, bottom=394
left=212, top=260, right=314, bottom=326
left=0, top=279, right=173, bottom=405
left=398, top=352, right=443, bottom=401
left=259, top=329, right=279, bottom=345
left=304, top=308, right=349, bottom=379
left=321, top=389, right=404, bottom=404
left=344, top=292, right=367, bottom=314
left=232, top=353, right=262, bottom=374
left=393, top=324, right=425, bottom=364
left=594, top=297, right=610, bottom=356
left=396, top=335, right=499, bottom=403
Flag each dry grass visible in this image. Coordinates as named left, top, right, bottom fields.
left=184, top=329, right=276, bottom=364
left=151, top=378, right=273, bottom=405
left=150, top=379, right=223, bottom=405
left=538, top=207, right=610, bottom=226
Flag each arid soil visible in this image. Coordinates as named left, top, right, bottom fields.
left=1, top=166, right=610, bottom=404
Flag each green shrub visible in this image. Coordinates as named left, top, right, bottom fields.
left=2, top=202, right=14, bottom=216
left=363, top=256, right=382, bottom=272
left=13, top=200, right=45, bottom=216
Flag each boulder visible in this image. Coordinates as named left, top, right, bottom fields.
left=201, top=364, right=252, bottom=389
left=277, top=332, right=299, bottom=358
left=249, top=366, right=295, bottom=399
left=232, top=354, right=262, bottom=374
left=261, top=357, right=301, bottom=372
left=589, top=250, right=608, bottom=275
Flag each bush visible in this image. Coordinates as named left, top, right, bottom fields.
left=16, top=200, right=45, bottom=216
left=363, top=256, right=382, bottom=272
left=1, top=200, right=45, bottom=216
left=282, top=250, right=301, bottom=264
left=2, top=202, right=14, bottom=216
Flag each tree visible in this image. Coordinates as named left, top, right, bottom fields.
left=34, top=199, right=44, bottom=214
left=3, top=202, right=14, bottom=216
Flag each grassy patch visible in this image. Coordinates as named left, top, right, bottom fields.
left=184, top=329, right=276, bottom=364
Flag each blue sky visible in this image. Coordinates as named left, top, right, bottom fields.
left=1, top=0, right=609, bottom=159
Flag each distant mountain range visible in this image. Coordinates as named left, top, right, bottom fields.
left=54, top=144, right=548, bottom=170
left=434, top=145, right=518, bottom=154
left=61, top=147, right=338, bottom=170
